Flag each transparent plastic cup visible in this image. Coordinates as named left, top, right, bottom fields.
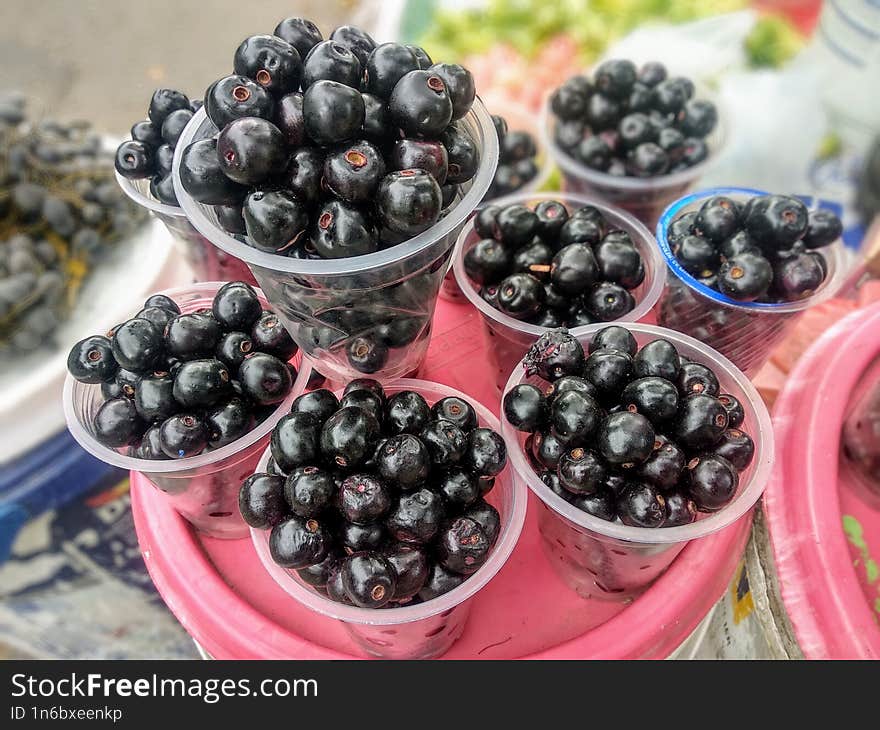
left=452, top=191, right=666, bottom=393
left=656, top=186, right=849, bottom=377
left=501, top=323, right=773, bottom=600
left=62, top=282, right=310, bottom=539
left=250, top=379, right=528, bottom=660
left=115, top=172, right=257, bottom=286
left=440, top=100, right=554, bottom=302
left=541, top=92, right=727, bottom=229
left=173, top=102, right=499, bottom=383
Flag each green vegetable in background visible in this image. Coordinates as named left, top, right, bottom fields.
left=744, top=13, right=804, bottom=68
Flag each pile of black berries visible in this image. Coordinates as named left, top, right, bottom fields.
left=241, top=379, right=507, bottom=608
left=503, top=327, right=755, bottom=527
left=549, top=60, right=717, bottom=178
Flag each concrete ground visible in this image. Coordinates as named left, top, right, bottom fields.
left=0, top=0, right=364, bottom=134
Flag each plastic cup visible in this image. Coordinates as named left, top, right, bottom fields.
left=655, top=186, right=849, bottom=377
left=116, top=172, right=257, bottom=286
left=62, top=282, right=310, bottom=539
left=541, top=91, right=727, bottom=229
left=501, top=323, right=774, bottom=600
left=452, top=191, right=666, bottom=393
left=250, top=378, right=528, bottom=660
left=173, top=102, right=499, bottom=383
left=440, top=99, right=554, bottom=302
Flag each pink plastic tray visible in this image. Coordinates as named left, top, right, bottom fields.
left=765, top=303, right=880, bottom=659
left=132, top=296, right=752, bottom=659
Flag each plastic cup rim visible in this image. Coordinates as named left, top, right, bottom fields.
left=250, top=378, right=529, bottom=626
left=451, top=189, right=667, bottom=337
left=115, top=169, right=187, bottom=219
left=501, top=322, right=775, bottom=545
left=172, top=100, right=499, bottom=277
left=656, top=185, right=849, bottom=312
left=62, top=281, right=309, bottom=474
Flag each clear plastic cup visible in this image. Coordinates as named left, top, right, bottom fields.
left=62, top=282, right=310, bottom=539
left=173, top=102, right=499, bottom=383
left=452, top=191, right=666, bottom=393
left=250, top=379, right=528, bottom=660
left=440, top=99, right=554, bottom=302
left=501, top=323, right=774, bottom=601
left=540, top=91, right=727, bottom=229
left=116, top=172, right=258, bottom=286
left=655, top=186, right=849, bottom=377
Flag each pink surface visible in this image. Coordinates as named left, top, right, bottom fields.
left=765, top=303, right=880, bottom=659
left=132, top=296, right=752, bottom=659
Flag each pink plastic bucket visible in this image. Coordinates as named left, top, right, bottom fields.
left=131, top=295, right=753, bottom=659
left=764, top=303, right=880, bottom=658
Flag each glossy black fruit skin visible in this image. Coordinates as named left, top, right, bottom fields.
left=338, top=474, right=393, bottom=524
left=164, top=313, right=219, bottom=361
left=341, top=553, right=396, bottom=609
left=633, top=338, right=680, bottom=381
left=386, top=488, right=445, bottom=544
left=212, top=282, right=262, bottom=331
left=434, top=467, right=480, bottom=509
left=550, top=244, right=598, bottom=296
left=419, top=562, right=466, bottom=601
left=274, top=17, right=323, bottom=61
left=365, top=42, right=419, bottom=99
left=598, top=411, right=655, bottom=467
left=432, top=396, right=478, bottom=431
left=339, top=389, right=384, bottom=423
left=533, top=200, right=569, bottom=240
left=159, top=413, right=208, bottom=458
left=243, top=189, right=310, bottom=253
left=442, top=123, right=479, bottom=184
left=206, top=396, right=253, bottom=448
left=464, top=238, right=511, bottom=285
left=557, top=447, right=606, bottom=495
left=149, top=88, right=191, bottom=126
left=217, top=117, right=288, bottom=186
left=803, top=209, right=842, bottom=250
left=714, top=428, right=755, bottom=470
left=297, top=553, right=338, bottom=588
left=389, top=70, right=453, bottom=137
left=385, top=391, right=431, bottom=435
left=179, top=138, right=247, bottom=206
left=497, top=273, right=545, bottom=320
left=205, top=74, right=275, bottom=129
left=136, top=306, right=176, bottom=332
left=320, top=406, right=381, bottom=470
left=465, top=427, right=507, bottom=476
left=346, top=335, right=388, bottom=374
left=621, top=377, right=679, bottom=426
left=420, top=420, right=467, bottom=468
left=588, top=326, right=636, bottom=357
left=616, top=482, right=666, bottom=527
left=134, top=372, right=176, bottom=422
left=115, top=140, right=154, bottom=179
left=524, top=329, right=586, bottom=382
left=239, top=352, right=293, bottom=405
left=301, top=39, right=362, bottom=89
left=595, top=239, right=645, bottom=289
left=239, top=473, right=286, bottom=528
left=686, top=453, right=739, bottom=512
left=94, top=397, right=143, bottom=448
left=391, top=139, right=448, bottom=186
left=376, top=169, right=442, bottom=237
left=172, top=359, right=230, bottom=409
left=376, top=433, right=431, bottom=490
left=637, top=434, right=686, bottom=490
left=290, top=389, right=339, bottom=424
left=282, top=146, right=323, bottom=204
left=676, top=235, right=718, bottom=277
left=585, top=282, right=635, bottom=321
left=664, top=491, right=698, bottom=526
left=503, top=384, right=547, bottom=432
left=68, top=335, right=118, bottom=384
left=324, top=140, right=385, bottom=203
left=428, top=63, right=475, bottom=120
left=772, top=252, right=825, bottom=300
left=342, top=522, right=385, bottom=553
left=550, top=390, right=602, bottom=446
left=382, top=543, right=429, bottom=601
left=330, top=25, right=376, bottom=67
left=744, top=194, right=809, bottom=253
left=718, top=253, right=773, bottom=301
left=717, top=394, right=745, bottom=429
left=270, top=515, right=329, bottom=569
left=111, top=318, right=164, bottom=372
left=677, top=361, right=720, bottom=397
left=310, top=199, right=377, bottom=259
left=674, top=393, right=728, bottom=451
left=271, top=412, right=320, bottom=473
left=529, top=430, right=565, bottom=470
left=583, top=349, right=633, bottom=402
left=436, top=517, right=490, bottom=575
left=234, top=34, right=303, bottom=95
left=302, top=79, right=365, bottom=146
